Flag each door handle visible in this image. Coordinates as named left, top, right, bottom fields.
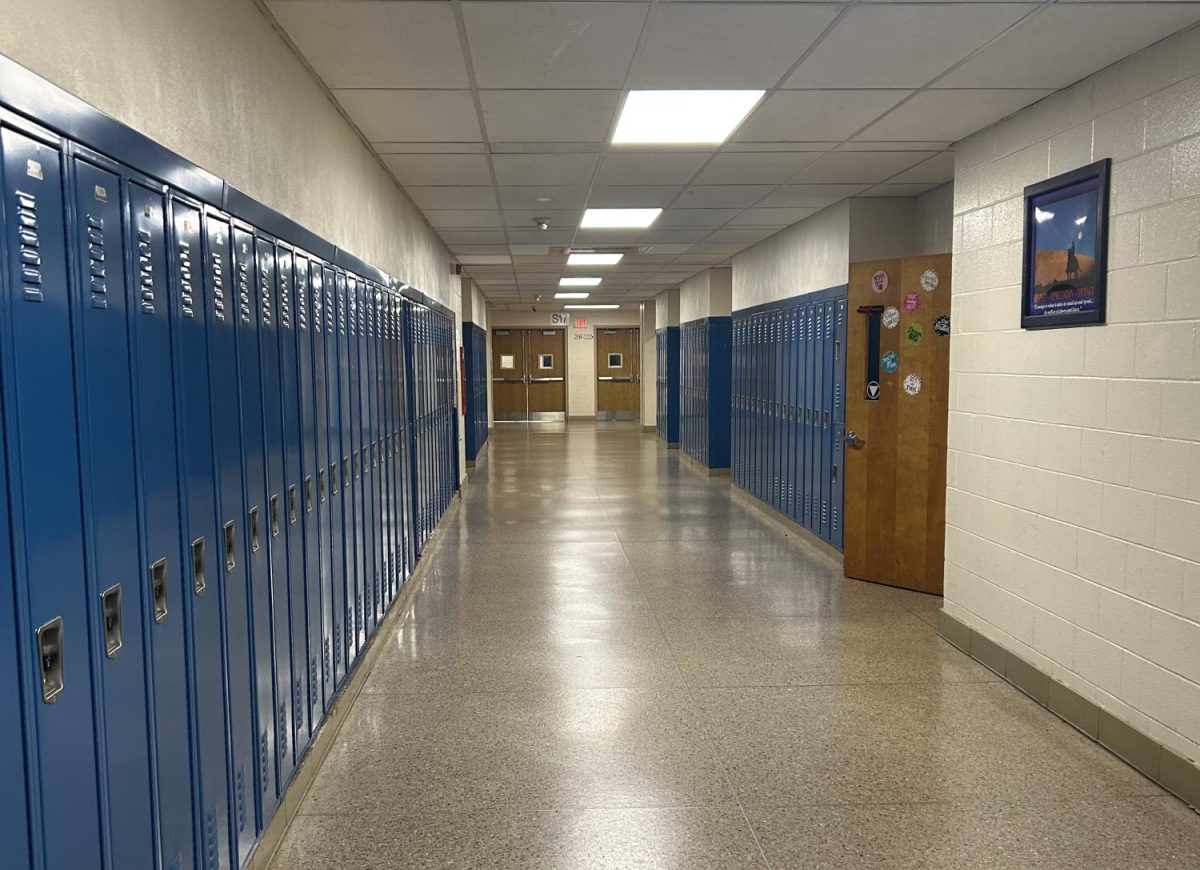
left=37, top=616, right=65, bottom=703
left=845, top=430, right=865, bottom=448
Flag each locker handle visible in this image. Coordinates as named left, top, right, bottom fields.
left=824, top=410, right=830, bottom=428
left=224, top=521, right=237, bottom=573
left=318, top=469, right=327, bottom=503
left=270, top=494, right=281, bottom=537
left=102, top=585, right=123, bottom=659
left=37, top=616, right=65, bottom=704
left=250, top=506, right=262, bottom=552
left=305, top=476, right=314, bottom=512
left=331, top=463, right=339, bottom=495
left=288, top=485, right=298, bottom=525
left=192, top=537, right=206, bottom=595
left=151, top=558, right=169, bottom=623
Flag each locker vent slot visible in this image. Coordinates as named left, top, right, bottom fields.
left=210, top=244, right=226, bottom=322
left=177, top=236, right=195, bottom=318
left=288, top=485, right=298, bottom=525
left=224, top=521, right=236, bottom=572
left=36, top=616, right=65, bottom=703
left=278, top=701, right=288, bottom=758
left=192, top=537, right=206, bottom=595
left=259, top=262, right=273, bottom=327
left=249, top=506, right=261, bottom=553
left=101, top=584, right=123, bottom=658
left=235, top=766, right=247, bottom=831
left=237, top=252, right=251, bottom=324
left=270, top=494, right=280, bottom=537
left=85, top=212, right=107, bottom=308
left=137, top=227, right=155, bottom=313
left=15, top=190, right=45, bottom=302
left=151, top=558, right=169, bottom=622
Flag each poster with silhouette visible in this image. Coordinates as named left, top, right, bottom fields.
left=1021, top=159, right=1110, bottom=329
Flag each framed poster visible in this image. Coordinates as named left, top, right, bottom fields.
left=1021, top=158, right=1111, bottom=329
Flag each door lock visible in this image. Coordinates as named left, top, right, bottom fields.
left=845, top=430, right=864, bottom=448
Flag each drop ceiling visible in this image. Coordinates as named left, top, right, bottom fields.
left=265, top=0, right=1200, bottom=304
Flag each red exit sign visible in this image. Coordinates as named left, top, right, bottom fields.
left=574, top=318, right=588, bottom=329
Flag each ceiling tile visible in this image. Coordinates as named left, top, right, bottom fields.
left=629, top=2, right=839, bottom=88
left=462, top=1, right=649, bottom=88
left=693, top=151, right=822, bottom=185
left=838, top=141, right=952, bottom=152
left=727, top=207, right=820, bottom=227
left=374, top=143, right=487, bottom=154
left=937, top=4, right=1200, bottom=89
left=597, top=152, right=711, bottom=186
left=506, top=229, right=576, bottom=246
left=756, top=184, right=869, bottom=207
left=447, top=244, right=510, bottom=256
left=333, top=90, right=481, bottom=142
left=790, top=151, right=935, bottom=184
left=588, top=186, right=682, bottom=208
left=674, top=186, right=775, bottom=208
left=498, top=187, right=589, bottom=210
left=503, top=209, right=584, bottom=229
left=888, top=151, right=956, bottom=184
left=268, top=0, right=468, bottom=88
left=440, top=230, right=508, bottom=245
left=480, top=90, right=621, bottom=142
left=724, top=142, right=838, bottom=153
left=406, top=186, right=498, bottom=210
left=658, top=209, right=742, bottom=228
left=492, top=153, right=600, bottom=186
left=854, top=89, right=1053, bottom=141
left=705, top=227, right=779, bottom=245
left=382, top=153, right=493, bottom=185
left=423, top=209, right=503, bottom=229
left=860, top=183, right=942, bottom=197
left=639, top=229, right=713, bottom=245
left=784, top=4, right=1035, bottom=89
left=735, top=90, right=912, bottom=142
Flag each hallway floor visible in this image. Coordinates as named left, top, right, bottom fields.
left=271, top=424, right=1200, bottom=869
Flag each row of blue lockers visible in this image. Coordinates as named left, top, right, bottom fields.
left=679, top=317, right=732, bottom=470
left=654, top=326, right=679, bottom=444
left=0, top=103, right=459, bottom=870
left=732, top=288, right=848, bottom=549
left=462, top=323, right=488, bottom=462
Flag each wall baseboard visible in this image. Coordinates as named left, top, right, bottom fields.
left=245, top=498, right=462, bottom=869
left=680, top=451, right=730, bottom=477
left=937, top=609, right=1199, bottom=812
left=641, top=424, right=655, bottom=433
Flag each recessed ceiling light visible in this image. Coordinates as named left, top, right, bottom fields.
left=612, top=90, right=765, bottom=145
left=567, top=252, right=624, bottom=266
left=559, top=276, right=602, bottom=287
left=564, top=304, right=620, bottom=310
left=581, top=208, right=662, bottom=229
left=554, top=292, right=590, bottom=299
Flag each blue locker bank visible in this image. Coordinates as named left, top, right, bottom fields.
left=0, top=56, right=460, bottom=870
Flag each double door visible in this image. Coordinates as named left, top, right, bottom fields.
left=491, top=328, right=566, bottom=421
left=596, top=327, right=640, bottom=420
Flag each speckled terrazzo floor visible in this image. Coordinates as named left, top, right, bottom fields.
left=270, top=422, right=1200, bottom=869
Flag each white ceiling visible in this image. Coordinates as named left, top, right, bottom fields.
left=265, top=0, right=1200, bottom=304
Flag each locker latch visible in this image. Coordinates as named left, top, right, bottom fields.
left=270, top=495, right=281, bottom=538
left=288, top=486, right=298, bottom=525
left=224, top=521, right=237, bottom=573
left=101, top=584, right=123, bottom=659
left=249, top=507, right=261, bottom=553
left=305, top=476, right=314, bottom=513
left=151, top=558, right=169, bottom=623
left=192, top=537, right=206, bottom=595
left=37, top=616, right=65, bottom=703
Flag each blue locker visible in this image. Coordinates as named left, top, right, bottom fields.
left=295, top=253, right=324, bottom=730
left=0, top=121, right=104, bottom=870
left=127, top=178, right=197, bottom=870
left=347, top=276, right=366, bottom=651
left=772, top=312, right=783, bottom=511
left=802, top=305, right=815, bottom=530
left=780, top=310, right=791, bottom=519
left=820, top=300, right=835, bottom=543
left=791, top=308, right=803, bottom=524
left=377, top=289, right=394, bottom=608
left=360, top=281, right=378, bottom=635
left=339, top=273, right=360, bottom=667
left=311, top=263, right=335, bottom=707
left=204, top=212, right=256, bottom=866
left=811, top=303, right=824, bottom=537
left=328, top=269, right=348, bottom=688
left=831, top=296, right=847, bottom=550
left=168, top=195, right=232, bottom=870
left=274, top=244, right=310, bottom=764
left=68, top=151, right=157, bottom=870
left=254, top=236, right=295, bottom=795
left=398, top=299, right=414, bottom=575
left=231, top=225, right=278, bottom=828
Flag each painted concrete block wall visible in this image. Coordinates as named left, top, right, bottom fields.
left=0, top=0, right=457, bottom=311
left=848, top=198, right=920, bottom=262
left=945, top=25, right=1200, bottom=764
left=732, top=201, right=849, bottom=310
left=917, top=183, right=955, bottom=256
left=681, top=268, right=733, bottom=323
left=656, top=289, right=680, bottom=330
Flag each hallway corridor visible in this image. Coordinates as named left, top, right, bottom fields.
left=271, top=425, right=1200, bottom=869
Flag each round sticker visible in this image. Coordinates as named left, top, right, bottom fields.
left=920, top=269, right=940, bottom=292
left=906, top=323, right=924, bottom=346
left=882, top=306, right=901, bottom=329
left=881, top=350, right=899, bottom=373
left=871, top=270, right=889, bottom=293
left=903, top=292, right=921, bottom=313
left=934, top=314, right=951, bottom=336
left=904, top=373, right=923, bottom=396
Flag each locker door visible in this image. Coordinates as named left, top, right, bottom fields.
left=348, top=277, right=367, bottom=649
left=831, top=295, right=847, bottom=550
left=820, top=299, right=836, bottom=543
left=296, top=254, right=323, bottom=729
left=340, top=274, right=360, bottom=666
left=311, top=264, right=334, bottom=707
left=231, top=225, right=278, bottom=829
left=329, top=270, right=348, bottom=688
left=255, top=236, right=294, bottom=793
left=755, top=315, right=765, bottom=501
left=275, top=244, right=309, bottom=763
left=803, top=304, right=815, bottom=530
left=359, top=282, right=378, bottom=635
left=168, top=195, right=231, bottom=870
left=376, top=289, right=393, bottom=609
left=772, top=312, right=783, bottom=511
left=780, top=311, right=792, bottom=518
left=0, top=124, right=103, bottom=870
left=203, top=212, right=256, bottom=866
left=791, top=308, right=803, bottom=524
left=127, top=179, right=196, bottom=870
left=68, top=152, right=156, bottom=870
left=814, top=302, right=828, bottom=538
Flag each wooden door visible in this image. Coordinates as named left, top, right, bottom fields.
left=843, top=254, right=951, bottom=594
left=526, top=328, right=566, bottom=418
left=596, top=328, right=639, bottom=419
left=491, top=328, right=527, bottom=420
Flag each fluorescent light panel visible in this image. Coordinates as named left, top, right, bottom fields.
left=564, top=304, right=620, bottom=310
left=580, top=208, right=662, bottom=229
left=567, top=252, right=624, bottom=266
left=559, top=276, right=603, bottom=287
left=554, top=292, right=590, bottom=299
left=612, top=90, right=764, bottom=145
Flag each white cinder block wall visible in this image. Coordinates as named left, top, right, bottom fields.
left=946, top=25, right=1200, bottom=764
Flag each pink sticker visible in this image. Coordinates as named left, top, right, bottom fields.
left=904, top=292, right=921, bottom=312
left=871, top=270, right=889, bottom=293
